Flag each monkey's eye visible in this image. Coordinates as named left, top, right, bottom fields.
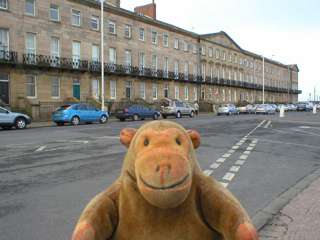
left=144, top=139, right=149, bottom=146
left=176, top=138, right=181, bottom=145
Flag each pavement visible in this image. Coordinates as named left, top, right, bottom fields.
left=28, top=112, right=320, bottom=239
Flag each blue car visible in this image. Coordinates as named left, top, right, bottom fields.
left=53, top=104, right=109, bottom=126
left=115, top=104, right=160, bottom=121
left=0, top=107, right=32, bottom=130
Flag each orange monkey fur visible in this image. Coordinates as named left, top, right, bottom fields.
left=72, top=121, right=259, bottom=240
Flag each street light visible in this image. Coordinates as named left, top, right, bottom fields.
left=100, top=0, right=105, bottom=111
left=262, top=55, right=265, bottom=104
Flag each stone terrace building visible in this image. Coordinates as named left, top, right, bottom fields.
left=0, top=0, right=300, bottom=119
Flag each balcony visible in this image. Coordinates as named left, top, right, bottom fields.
left=22, top=54, right=88, bottom=71
left=17, top=55, right=302, bottom=94
left=0, top=50, right=18, bottom=65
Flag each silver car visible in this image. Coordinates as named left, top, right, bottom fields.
left=217, top=104, right=239, bottom=115
left=238, top=104, right=255, bottom=114
left=160, top=101, right=195, bottom=118
left=0, top=107, right=32, bottom=130
left=255, top=104, right=276, bottom=114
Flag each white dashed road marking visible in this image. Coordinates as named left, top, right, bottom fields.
left=223, top=172, right=235, bottom=181
left=203, top=120, right=264, bottom=188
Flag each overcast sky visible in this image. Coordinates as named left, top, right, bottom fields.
left=119, top=0, right=320, bottom=102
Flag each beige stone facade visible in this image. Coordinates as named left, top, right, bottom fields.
left=0, top=0, right=300, bottom=119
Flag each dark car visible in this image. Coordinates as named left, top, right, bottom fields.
left=0, top=107, right=32, bottom=130
left=115, top=104, right=160, bottom=121
left=52, top=103, right=109, bottom=126
left=296, top=103, right=310, bottom=111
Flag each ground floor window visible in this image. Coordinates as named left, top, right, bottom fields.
left=175, top=85, right=179, bottom=99
left=92, top=79, right=100, bottom=99
left=140, top=82, right=145, bottom=99
left=185, top=86, right=188, bottom=100
left=216, top=89, right=219, bottom=102
left=110, top=80, right=116, bottom=99
left=193, top=87, right=197, bottom=101
left=26, top=75, right=36, bottom=98
left=153, top=83, right=157, bottom=99
left=51, top=76, right=60, bottom=98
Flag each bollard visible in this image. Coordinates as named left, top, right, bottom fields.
left=313, top=106, right=317, bottom=114
left=279, top=107, right=285, bottom=117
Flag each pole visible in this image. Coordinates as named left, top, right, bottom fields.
left=287, top=65, right=289, bottom=104
left=262, top=55, right=264, bottom=104
left=101, top=0, right=105, bottom=111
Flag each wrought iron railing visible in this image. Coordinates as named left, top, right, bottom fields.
left=0, top=50, right=18, bottom=63
left=6, top=54, right=301, bottom=94
left=23, top=54, right=88, bottom=70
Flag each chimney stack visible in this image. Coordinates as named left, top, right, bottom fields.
left=134, top=2, right=156, bottom=20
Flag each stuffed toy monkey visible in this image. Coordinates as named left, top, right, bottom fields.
left=72, top=121, right=259, bottom=240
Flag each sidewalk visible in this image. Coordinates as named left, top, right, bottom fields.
left=256, top=168, right=320, bottom=240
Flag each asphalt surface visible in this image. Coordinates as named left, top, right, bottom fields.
left=27, top=112, right=320, bottom=239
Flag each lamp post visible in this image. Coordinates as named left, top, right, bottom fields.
left=100, top=0, right=105, bottom=111
left=262, top=55, right=265, bottom=104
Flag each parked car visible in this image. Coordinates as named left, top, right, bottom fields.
left=160, top=101, right=195, bottom=118
left=217, top=104, right=239, bottom=115
left=0, top=107, right=32, bottom=130
left=115, top=104, right=160, bottom=121
left=255, top=104, right=276, bottom=114
left=271, top=104, right=280, bottom=112
left=296, top=103, right=310, bottom=111
left=238, top=104, right=255, bottom=114
left=52, top=103, right=109, bottom=126
left=278, top=104, right=289, bottom=111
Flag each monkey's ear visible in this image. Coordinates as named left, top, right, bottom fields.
left=120, top=128, right=138, bottom=148
left=187, top=130, right=201, bottom=149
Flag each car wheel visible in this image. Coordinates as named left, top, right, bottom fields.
left=57, top=122, right=64, bottom=126
left=153, top=113, right=159, bottom=120
left=190, top=111, right=195, bottom=118
left=100, top=115, right=108, bottom=124
left=71, top=116, right=80, bottom=125
left=176, top=111, right=182, bottom=118
left=132, top=114, right=139, bottom=121
left=15, top=118, right=27, bottom=129
left=120, top=118, right=125, bottom=122
left=162, top=114, right=167, bottom=119
left=2, top=126, right=13, bottom=130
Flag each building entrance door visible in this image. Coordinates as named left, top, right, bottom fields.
left=73, top=78, right=80, bottom=100
left=126, top=81, right=131, bottom=99
left=0, top=73, right=9, bottom=104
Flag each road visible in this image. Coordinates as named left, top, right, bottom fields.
left=0, top=112, right=319, bottom=240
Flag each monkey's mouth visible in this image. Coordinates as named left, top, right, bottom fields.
left=139, top=174, right=189, bottom=190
